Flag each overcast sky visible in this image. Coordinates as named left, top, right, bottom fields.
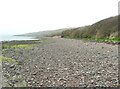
left=0, top=0, right=119, bottom=35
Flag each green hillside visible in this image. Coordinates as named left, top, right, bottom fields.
left=61, top=16, right=119, bottom=43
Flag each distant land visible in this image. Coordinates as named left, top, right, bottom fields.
left=17, top=15, right=119, bottom=43
left=16, top=27, right=80, bottom=38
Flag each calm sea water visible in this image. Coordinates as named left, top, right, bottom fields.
left=0, top=35, right=38, bottom=41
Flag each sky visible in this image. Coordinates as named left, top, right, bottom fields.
left=0, top=0, right=119, bottom=35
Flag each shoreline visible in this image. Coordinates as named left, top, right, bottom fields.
left=1, top=35, right=39, bottom=42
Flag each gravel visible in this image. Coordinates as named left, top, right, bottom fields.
left=2, top=38, right=119, bottom=87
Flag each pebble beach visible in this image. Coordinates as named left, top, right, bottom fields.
left=2, top=38, right=119, bottom=87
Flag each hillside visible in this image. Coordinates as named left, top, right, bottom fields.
left=17, top=28, right=78, bottom=38
left=61, top=16, right=119, bottom=43
left=86, top=16, right=118, bottom=38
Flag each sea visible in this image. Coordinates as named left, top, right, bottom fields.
left=0, top=35, right=38, bottom=41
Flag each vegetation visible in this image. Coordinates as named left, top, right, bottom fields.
left=2, top=39, right=50, bottom=52
left=0, top=56, right=16, bottom=63
left=2, top=44, right=36, bottom=49
left=2, top=40, right=41, bottom=49
left=61, top=16, right=120, bottom=43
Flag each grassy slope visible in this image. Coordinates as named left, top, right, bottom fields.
left=61, top=16, right=119, bottom=43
